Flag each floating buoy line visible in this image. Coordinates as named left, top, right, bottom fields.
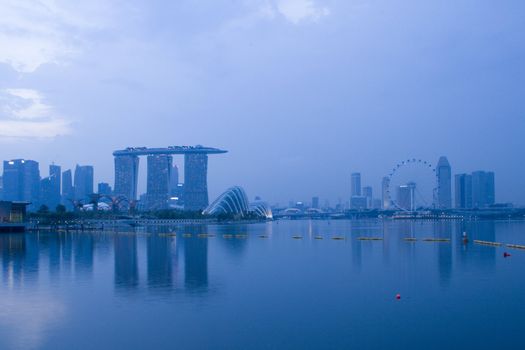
left=474, top=240, right=502, bottom=247
left=422, top=238, right=450, bottom=242
left=506, top=244, right=525, bottom=250
left=152, top=233, right=525, bottom=252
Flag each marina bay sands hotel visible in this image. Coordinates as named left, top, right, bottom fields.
left=113, top=146, right=227, bottom=210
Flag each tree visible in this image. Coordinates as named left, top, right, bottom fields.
left=56, top=204, right=67, bottom=214
left=37, top=204, right=50, bottom=214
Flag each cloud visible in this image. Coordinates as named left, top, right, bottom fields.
left=259, top=0, right=330, bottom=24
left=0, top=0, right=113, bottom=73
left=0, top=88, right=71, bottom=139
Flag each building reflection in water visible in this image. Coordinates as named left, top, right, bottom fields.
left=434, top=221, right=453, bottom=285
left=74, top=233, right=94, bottom=277
left=1, top=235, right=28, bottom=286
left=114, top=233, right=139, bottom=290
left=0, top=220, right=499, bottom=295
left=147, top=226, right=177, bottom=291
left=181, top=225, right=208, bottom=292
left=215, top=224, right=248, bottom=261
left=39, top=232, right=61, bottom=279
left=350, top=221, right=363, bottom=269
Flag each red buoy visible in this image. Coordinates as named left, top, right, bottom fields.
left=503, top=252, right=511, bottom=258
left=396, top=293, right=401, bottom=300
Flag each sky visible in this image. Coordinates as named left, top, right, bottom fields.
left=0, top=0, right=524, bottom=206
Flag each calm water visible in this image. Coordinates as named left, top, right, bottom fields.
left=0, top=219, right=524, bottom=350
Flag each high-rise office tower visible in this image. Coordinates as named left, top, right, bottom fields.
left=98, top=182, right=112, bottom=195
left=397, top=182, right=416, bottom=211
left=472, top=171, right=495, bottom=208
left=350, top=196, right=367, bottom=210
left=74, top=165, right=94, bottom=202
left=311, top=196, right=319, bottom=209
left=146, top=155, right=172, bottom=210
left=184, top=154, right=209, bottom=211
left=455, top=174, right=472, bottom=209
left=62, top=169, right=74, bottom=201
left=40, top=164, right=61, bottom=210
left=382, top=177, right=390, bottom=209
left=436, top=156, right=452, bottom=209
left=49, top=164, right=61, bottom=208
left=362, top=186, right=373, bottom=208
left=40, top=177, right=53, bottom=209
left=114, top=155, right=139, bottom=201
left=2, top=159, right=41, bottom=211
left=351, top=173, right=361, bottom=197
left=169, top=164, right=179, bottom=195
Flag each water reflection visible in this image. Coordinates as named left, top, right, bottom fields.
left=461, top=221, right=496, bottom=270
left=215, top=224, right=249, bottom=260
left=1, top=235, right=28, bottom=286
left=434, top=221, right=453, bottom=285
left=181, top=225, right=208, bottom=292
left=0, top=220, right=522, bottom=350
left=75, top=234, right=94, bottom=277
left=147, top=228, right=177, bottom=291
left=114, top=234, right=139, bottom=290
left=0, top=220, right=505, bottom=296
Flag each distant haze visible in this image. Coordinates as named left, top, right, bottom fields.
left=0, top=0, right=524, bottom=205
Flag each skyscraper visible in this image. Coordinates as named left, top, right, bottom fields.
left=184, top=154, right=209, bottom=211
left=436, top=156, right=452, bottom=209
left=114, top=155, right=139, bottom=201
left=455, top=174, right=472, bottom=209
left=74, top=165, right=94, bottom=202
left=146, top=155, right=172, bottom=210
left=351, top=173, right=361, bottom=197
left=350, top=196, right=367, bottom=210
left=472, top=171, right=495, bottom=208
left=49, top=164, right=61, bottom=208
left=98, top=182, right=112, bottom=195
left=41, top=164, right=61, bottom=210
left=62, top=169, right=74, bottom=202
left=382, top=177, right=390, bottom=209
left=169, top=164, right=179, bottom=196
left=2, top=159, right=41, bottom=211
left=362, top=186, right=373, bottom=208
left=40, top=177, right=53, bottom=209
left=112, top=146, right=226, bottom=211
left=397, top=182, right=416, bottom=211
left=311, top=196, right=319, bottom=209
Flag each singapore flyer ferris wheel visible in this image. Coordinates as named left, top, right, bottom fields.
left=385, top=158, right=438, bottom=211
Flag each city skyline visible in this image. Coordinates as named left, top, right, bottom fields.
left=1, top=2, right=524, bottom=349
left=0, top=151, right=504, bottom=211
left=0, top=1, right=524, bottom=206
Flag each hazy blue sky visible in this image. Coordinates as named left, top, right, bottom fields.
left=0, top=0, right=524, bottom=205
